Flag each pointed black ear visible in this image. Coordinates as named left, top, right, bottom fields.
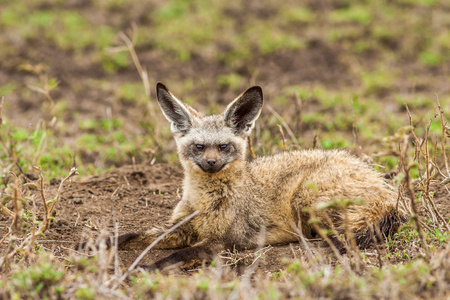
left=156, top=82, right=192, bottom=134
left=224, top=86, right=263, bottom=136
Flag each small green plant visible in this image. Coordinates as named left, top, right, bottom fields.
left=7, top=255, right=66, bottom=299
left=329, top=6, right=373, bottom=25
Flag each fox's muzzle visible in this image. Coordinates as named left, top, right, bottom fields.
left=195, top=148, right=226, bottom=173
left=198, top=160, right=226, bottom=173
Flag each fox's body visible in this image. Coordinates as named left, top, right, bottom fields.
left=118, top=83, right=408, bottom=268
left=176, top=149, right=402, bottom=249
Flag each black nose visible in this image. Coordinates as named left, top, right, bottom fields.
left=207, top=159, right=216, bottom=166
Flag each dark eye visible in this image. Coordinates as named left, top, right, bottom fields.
left=219, top=144, right=228, bottom=151
left=195, top=144, right=204, bottom=150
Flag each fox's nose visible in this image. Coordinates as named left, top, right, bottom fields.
left=207, top=159, right=216, bottom=166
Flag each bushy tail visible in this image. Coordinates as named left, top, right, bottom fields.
left=354, top=208, right=409, bottom=249
left=326, top=205, right=410, bottom=253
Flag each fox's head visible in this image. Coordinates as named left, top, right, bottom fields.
left=156, top=82, right=263, bottom=174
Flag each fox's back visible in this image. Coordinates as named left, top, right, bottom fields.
left=246, top=149, right=399, bottom=244
left=248, top=149, right=393, bottom=203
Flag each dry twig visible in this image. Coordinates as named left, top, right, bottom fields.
left=277, top=124, right=287, bottom=151
left=117, top=25, right=150, bottom=98
left=247, top=136, right=257, bottom=160
left=398, top=133, right=431, bottom=261
left=115, top=210, right=200, bottom=286
left=28, top=75, right=58, bottom=104
left=435, top=94, right=449, bottom=178
left=266, top=105, right=299, bottom=146
left=0, top=96, right=4, bottom=126
left=366, top=220, right=383, bottom=269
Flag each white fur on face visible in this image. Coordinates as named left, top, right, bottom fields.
left=174, top=115, right=247, bottom=173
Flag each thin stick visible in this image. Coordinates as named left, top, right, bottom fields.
left=118, top=27, right=150, bottom=98
left=247, top=136, right=256, bottom=160
left=351, top=97, right=359, bottom=148
left=0, top=231, right=11, bottom=247
left=1, top=205, right=15, bottom=217
left=399, top=138, right=430, bottom=261
left=405, top=104, right=427, bottom=158
left=343, top=209, right=363, bottom=271
left=313, top=132, right=318, bottom=149
left=38, top=171, right=50, bottom=233
left=398, top=186, right=411, bottom=214
left=0, top=96, right=4, bottom=126
left=294, top=92, right=303, bottom=137
left=48, top=167, right=78, bottom=217
left=435, top=94, right=449, bottom=177
left=424, top=192, right=450, bottom=232
left=405, top=104, right=446, bottom=178
left=242, top=227, right=269, bottom=280
left=366, top=221, right=383, bottom=269
left=308, top=210, right=350, bottom=271
left=266, top=105, right=299, bottom=146
left=291, top=221, right=314, bottom=260
left=277, top=124, right=287, bottom=151
left=11, top=174, right=20, bottom=234
left=424, top=119, right=431, bottom=199
left=116, top=210, right=199, bottom=285
left=32, top=130, right=47, bottom=166
left=38, top=166, right=78, bottom=232
left=114, top=222, right=120, bottom=280
left=27, top=75, right=58, bottom=104
left=34, top=240, right=78, bottom=244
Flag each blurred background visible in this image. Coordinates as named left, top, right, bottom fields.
left=0, top=0, right=449, bottom=178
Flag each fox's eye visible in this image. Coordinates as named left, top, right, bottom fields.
left=195, top=144, right=204, bottom=150
left=219, top=144, right=228, bottom=151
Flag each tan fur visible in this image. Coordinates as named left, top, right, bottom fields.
left=119, top=83, right=408, bottom=261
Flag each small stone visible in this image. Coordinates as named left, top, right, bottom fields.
left=50, top=178, right=61, bottom=185
left=73, top=198, right=83, bottom=205
left=25, top=173, right=38, bottom=181
left=58, top=220, right=68, bottom=226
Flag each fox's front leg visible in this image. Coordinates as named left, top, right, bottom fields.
left=117, top=222, right=197, bottom=250
left=143, top=239, right=223, bottom=271
left=118, top=202, right=198, bottom=250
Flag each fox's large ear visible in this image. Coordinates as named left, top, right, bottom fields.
left=156, top=82, right=192, bottom=134
left=224, top=86, right=263, bottom=136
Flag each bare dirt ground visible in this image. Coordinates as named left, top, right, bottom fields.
left=2, top=163, right=447, bottom=274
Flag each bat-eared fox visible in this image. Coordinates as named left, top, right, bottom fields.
left=115, top=82, right=408, bottom=270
